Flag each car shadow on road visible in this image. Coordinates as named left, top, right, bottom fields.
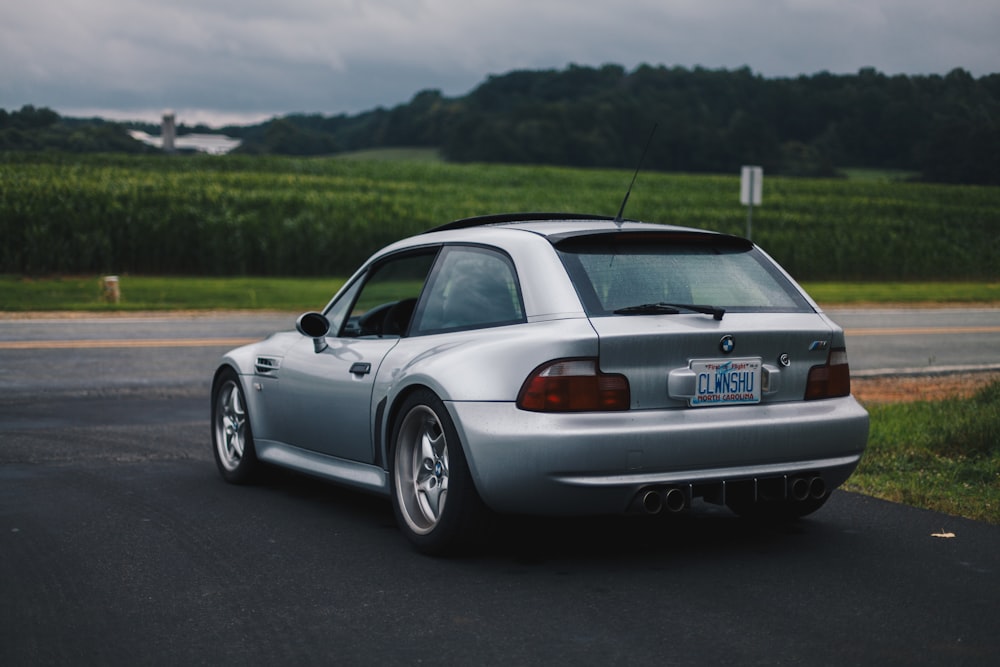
left=485, top=508, right=827, bottom=564
left=257, top=468, right=842, bottom=563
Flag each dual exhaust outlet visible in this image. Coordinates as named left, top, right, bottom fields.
left=637, top=475, right=827, bottom=514
left=640, top=487, right=688, bottom=514
left=789, top=475, right=827, bottom=502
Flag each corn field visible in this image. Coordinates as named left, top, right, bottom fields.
left=2, top=152, right=998, bottom=280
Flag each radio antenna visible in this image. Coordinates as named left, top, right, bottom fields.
left=614, top=122, right=658, bottom=224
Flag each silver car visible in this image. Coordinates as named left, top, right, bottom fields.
left=212, top=214, right=869, bottom=554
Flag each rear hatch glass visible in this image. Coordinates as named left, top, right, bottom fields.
left=555, top=232, right=812, bottom=316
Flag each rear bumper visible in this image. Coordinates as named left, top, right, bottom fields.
left=448, top=396, right=869, bottom=515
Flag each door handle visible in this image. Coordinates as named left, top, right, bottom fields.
left=349, top=362, right=372, bottom=376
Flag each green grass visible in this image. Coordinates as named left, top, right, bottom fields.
left=0, top=275, right=346, bottom=312
left=839, top=167, right=920, bottom=182
left=3, top=276, right=998, bottom=312
left=801, top=281, right=1000, bottom=305
left=334, top=147, right=444, bottom=162
left=845, top=381, right=1000, bottom=524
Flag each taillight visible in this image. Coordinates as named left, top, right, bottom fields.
left=517, top=359, right=630, bottom=412
left=804, top=348, right=851, bottom=400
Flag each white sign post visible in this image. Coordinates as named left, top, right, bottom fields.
left=740, top=166, right=763, bottom=240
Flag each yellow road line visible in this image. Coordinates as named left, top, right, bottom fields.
left=0, top=338, right=259, bottom=350
left=845, top=326, right=1000, bottom=337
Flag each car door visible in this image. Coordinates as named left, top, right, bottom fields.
left=272, top=249, right=438, bottom=463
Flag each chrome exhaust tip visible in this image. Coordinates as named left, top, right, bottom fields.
left=641, top=490, right=663, bottom=514
left=663, top=487, right=687, bottom=513
left=809, top=476, right=827, bottom=499
left=789, top=477, right=811, bottom=502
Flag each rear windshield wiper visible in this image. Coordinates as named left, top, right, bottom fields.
left=612, top=302, right=726, bottom=320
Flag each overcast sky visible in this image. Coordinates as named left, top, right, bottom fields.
left=2, top=0, right=998, bottom=127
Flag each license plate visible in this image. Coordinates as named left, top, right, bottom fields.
left=690, top=358, right=762, bottom=407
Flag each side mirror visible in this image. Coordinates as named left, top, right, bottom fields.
left=296, top=312, right=331, bottom=353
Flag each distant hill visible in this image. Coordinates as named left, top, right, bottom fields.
left=3, top=64, right=999, bottom=184
left=224, top=64, right=1000, bottom=184
left=0, top=106, right=155, bottom=154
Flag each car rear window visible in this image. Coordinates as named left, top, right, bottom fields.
left=555, top=233, right=813, bottom=315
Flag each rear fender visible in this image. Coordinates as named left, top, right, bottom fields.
left=372, top=317, right=599, bottom=466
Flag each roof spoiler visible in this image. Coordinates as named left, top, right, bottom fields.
left=423, top=212, right=624, bottom=234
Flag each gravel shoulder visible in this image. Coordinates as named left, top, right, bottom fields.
left=852, top=370, right=1000, bottom=404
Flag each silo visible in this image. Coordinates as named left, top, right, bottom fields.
left=162, top=111, right=176, bottom=153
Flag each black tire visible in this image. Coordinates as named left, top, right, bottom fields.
left=726, top=493, right=830, bottom=521
left=389, top=389, right=488, bottom=555
left=211, top=368, right=263, bottom=484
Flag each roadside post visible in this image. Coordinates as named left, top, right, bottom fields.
left=740, top=166, right=763, bottom=240
left=102, top=275, right=120, bottom=304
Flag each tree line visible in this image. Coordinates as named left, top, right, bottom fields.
left=0, top=106, right=155, bottom=154
left=3, top=64, right=999, bottom=184
left=229, top=65, right=999, bottom=184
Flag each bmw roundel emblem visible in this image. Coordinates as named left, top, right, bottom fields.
left=719, top=335, right=735, bottom=354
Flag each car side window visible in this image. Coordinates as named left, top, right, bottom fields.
left=411, top=246, right=525, bottom=335
left=333, top=250, right=438, bottom=338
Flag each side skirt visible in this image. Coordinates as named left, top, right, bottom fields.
left=256, top=440, right=390, bottom=495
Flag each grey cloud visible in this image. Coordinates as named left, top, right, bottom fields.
left=1, top=0, right=996, bottom=126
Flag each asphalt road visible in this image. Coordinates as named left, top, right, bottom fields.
left=827, top=307, right=1000, bottom=375
left=2, top=307, right=999, bottom=392
left=1, top=308, right=999, bottom=666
